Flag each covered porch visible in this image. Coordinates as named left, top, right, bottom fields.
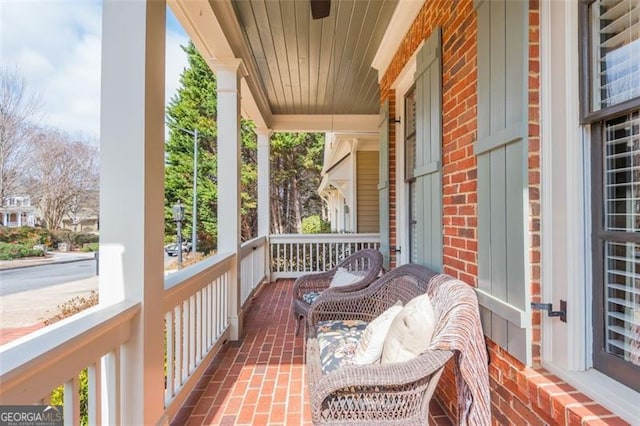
left=169, top=278, right=453, bottom=425
left=1, top=0, right=638, bottom=424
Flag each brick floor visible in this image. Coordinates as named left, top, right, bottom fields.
left=174, top=279, right=453, bottom=425
left=0, top=322, right=45, bottom=346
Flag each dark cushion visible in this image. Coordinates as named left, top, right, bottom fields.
left=317, top=320, right=368, bottom=374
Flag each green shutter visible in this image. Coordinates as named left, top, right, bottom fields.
left=413, top=29, right=443, bottom=272
left=379, top=100, right=390, bottom=269
left=475, top=0, right=530, bottom=364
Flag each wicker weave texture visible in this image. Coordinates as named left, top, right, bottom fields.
left=305, top=264, right=454, bottom=425
left=291, top=249, right=384, bottom=335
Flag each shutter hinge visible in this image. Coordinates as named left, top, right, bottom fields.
left=531, top=301, right=567, bottom=323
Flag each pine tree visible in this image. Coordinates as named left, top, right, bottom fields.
left=165, top=41, right=257, bottom=253
left=270, top=132, right=325, bottom=233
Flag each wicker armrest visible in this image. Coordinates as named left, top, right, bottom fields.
left=292, top=270, right=335, bottom=298
left=306, top=264, right=436, bottom=332
left=306, top=287, right=390, bottom=336
left=309, top=339, right=453, bottom=393
left=306, top=337, right=453, bottom=424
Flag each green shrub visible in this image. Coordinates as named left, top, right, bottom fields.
left=301, top=215, right=331, bottom=234
left=72, top=233, right=99, bottom=246
left=50, top=369, right=89, bottom=426
left=47, top=292, right=98, bottom=426
left=0, top=226, right=52, bottom=247
left=49, top=230, right=99, bottom=250
left=80, top=243, right=99, bottom=252
left=0, top=242, right=45, bottom=260
left=50, top=229, right=72, bottom=246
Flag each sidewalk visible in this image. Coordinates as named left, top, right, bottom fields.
left=0, top=250, right=96, bottom=271
left=0, top=252, right=98, bottom=346
left=0, top=276, right=98, bottom=328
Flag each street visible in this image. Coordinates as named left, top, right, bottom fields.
left=0, top=259, right=96, bottom=297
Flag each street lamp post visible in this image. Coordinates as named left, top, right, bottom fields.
left=172, top=201, right=185, bottom=269
left=172, top=126, right=199, bottom=255
left=191, top=129, right=197, bottom=254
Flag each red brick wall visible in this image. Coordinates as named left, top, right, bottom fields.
left=528, top=1, right=543, bottom=365
left=378, top=0, right=628, bottom=424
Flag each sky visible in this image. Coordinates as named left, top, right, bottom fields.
left=0, top=0, right=190, bottom=143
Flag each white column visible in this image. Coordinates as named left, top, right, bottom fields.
left=210, top=59, right=244, bottom=340
left=100, top=1, right=165, bottom=424
left=256, top=128, right=272, bottom=282
left=17, top=212, right=21, bottom=227
left=256, top=129, right=271, bottom=237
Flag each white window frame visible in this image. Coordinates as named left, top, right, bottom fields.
left=539, top=0, right=639, bottom=422
left=392, top=47, right=420, bottom=266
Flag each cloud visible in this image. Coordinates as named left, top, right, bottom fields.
left=1, top=1, right=189, bottom=142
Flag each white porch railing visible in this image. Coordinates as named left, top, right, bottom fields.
left=240, top=236, right=268, bottom=306
left=0, top=233, right=378, bottom=423
left=163, top=251, right=233, bottom=417
left=269, top=233, right=381, bottom=279
left=0, top=301, right=140, bottom=425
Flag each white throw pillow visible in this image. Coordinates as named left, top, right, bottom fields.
left=381, top=293, right=437, bottom=364
left=329, top=267, right=362, bottom=288
left=353, top=301, right=403, bottom=364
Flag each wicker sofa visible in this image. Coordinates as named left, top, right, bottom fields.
left=291, top=248, right=384, bottom=335
left=305, top=264, right=490, bottom=425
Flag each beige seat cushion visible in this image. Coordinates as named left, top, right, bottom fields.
left=381, top=293, right=436, bottom=364
left=329, top=267, right=362, bottom=288
left=352, top=301, right=403, bottom=365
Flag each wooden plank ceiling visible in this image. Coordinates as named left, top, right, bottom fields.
left=228, top=0, right=398, bottom=115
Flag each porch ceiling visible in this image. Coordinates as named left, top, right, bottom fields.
left=172, top=0, right=399, bottom=130
left=226, top=0, right=398, bottom=116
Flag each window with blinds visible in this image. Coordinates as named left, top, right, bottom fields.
left=404, top=87, right=418, bottom=263
left=603, top=112, right=640, bottom=368
left=593, top=0, right=640, bottom=109
left=586, top=0, right=640, bottom=391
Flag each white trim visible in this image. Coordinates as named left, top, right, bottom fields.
left=541, top=362, right=640, bottom=424
left=539, top=1, right=639, bottom=421
left=372, top=0, right=425, bottom=82
left=540, top=0, right=587, bottom=371
left=270, top=114, right=379, bottom=132
left=392, top=51, right=418, bottom=266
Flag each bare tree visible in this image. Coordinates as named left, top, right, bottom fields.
left=26, top=129, right=98, bottom=229
left=0, top=66, right=41, bottom=202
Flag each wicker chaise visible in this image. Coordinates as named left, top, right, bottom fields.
left=291, top=248, right=384, bottom=335
left=305, top=264, right=490, bottom=425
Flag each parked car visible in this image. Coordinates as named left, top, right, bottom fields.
left=164, top=241, right=191, bottom=256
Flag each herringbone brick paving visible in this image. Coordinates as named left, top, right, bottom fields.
left=173, top=279, right=453, bottom=425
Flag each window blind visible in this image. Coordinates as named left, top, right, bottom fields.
left=603, top=110, right=640, bottom=366
left=405, top=88, right=418, bottom=264
left=595, top=0, right=640, bottom=109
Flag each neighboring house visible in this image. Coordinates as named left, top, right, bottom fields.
left=318, top=132, right=379, bottom=233
left=61, top=209, right=100, bottom=233
left=0, top=196, right=36, bottom=228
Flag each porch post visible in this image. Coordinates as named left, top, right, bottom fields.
left=256, top=128, right=272, bottom=281
left=100, top=0, right=165, bottom=424
left=211, top=59, right=244, bottom=340
left=256, top=128, right=272, bottom=237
